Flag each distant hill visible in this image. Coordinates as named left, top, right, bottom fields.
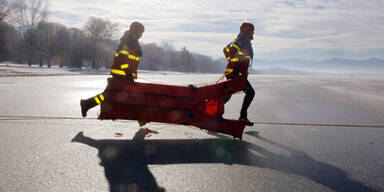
left=253, top=58, right=384, bottom=73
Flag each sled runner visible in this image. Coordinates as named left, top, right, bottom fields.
left=98, top=77, right=248, bottom=139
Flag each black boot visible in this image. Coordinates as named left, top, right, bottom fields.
left=239, top=116, right=254, bottom=126
left=80, top=97, right=99, bottom=117
left=239, top=118, right=254, bottom=126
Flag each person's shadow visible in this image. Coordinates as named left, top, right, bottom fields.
left=71, top=129, right=379, bottom=192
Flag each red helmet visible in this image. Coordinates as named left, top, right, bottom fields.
left=130, top=21, right=145, bottom=38
left=240, top=22, right=254, bottom=33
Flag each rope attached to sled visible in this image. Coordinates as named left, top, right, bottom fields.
left=0, top=115, right=97, bottom=120
left=138, top=74, right=227, bottom=88
left=1, top=115, right=384, bottom=129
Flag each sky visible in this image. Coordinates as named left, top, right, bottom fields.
left=47, top=0, right=384, bottom=61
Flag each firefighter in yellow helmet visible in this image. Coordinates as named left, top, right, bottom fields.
left=80, top=21, right=145, bottom=117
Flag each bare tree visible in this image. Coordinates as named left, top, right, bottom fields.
left=180, top=46, right=197, bottom=72
left=84, top=16, right=119, bottom=69
left=15, top=0, right=48, bottom=66
left=141, top=43, right=165, bottom=71
left=36, top=21, right=67, bottom=67
left=0, top=0, right=19, bottom=61
left=0, top=22, right=11, bottom=61
left=0, top=0, right=18, bottom=23
left=68, top=28, right=88, bottom=68
left=56, top=26, right=71, bottom=68
left=98, top=40, right=115, bottom=69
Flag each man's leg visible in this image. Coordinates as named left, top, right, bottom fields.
left=240, top=80, right=255, bottom=125
left=80, top=93, right=105, bottom=117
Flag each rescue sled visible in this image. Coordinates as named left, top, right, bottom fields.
left=98, top=77, right=248, bottom=139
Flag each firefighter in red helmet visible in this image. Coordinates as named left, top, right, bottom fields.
left=80, top=21, right=145, bottom=118
left=223, top=22, right=255, bottom=126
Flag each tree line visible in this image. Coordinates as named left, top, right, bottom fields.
left=0, top=0, right=226, bottom=73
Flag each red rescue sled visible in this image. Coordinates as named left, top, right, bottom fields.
left=98, top=77, right=248, bottom=139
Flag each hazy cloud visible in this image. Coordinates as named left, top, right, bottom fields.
left=47, top=0, right=384, bottom=60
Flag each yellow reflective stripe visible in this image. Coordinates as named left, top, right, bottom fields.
left=111, top=69, right=126, bottom=76
left=121, top=64, right=129, bottom=69
left=128, top=55, right=140, bottom=61
left=118, top=50, right=139, bottom=61
left=225, top=69, right=242, bottom=76
left=226, top=57, right=230, bottom=61
left=119, top=50, right=129, bottom=55
left=232, top=43, right=240, bottom=51
left=225, top=68, right=233, bottom=75
left=94, top=97, right=101, bottom=104
left=115, top=53, right=119, bottom=57
left=245, top=56, right=251, bottom=59
left=231, top=58, right=239, bottom=62
left=225, top=47, right=230, bottom=52
left=238, top=51, right=244, bottom=55
left=99, top=94, right=104, bottom=101
left=132, top=73, right=137, bottom=77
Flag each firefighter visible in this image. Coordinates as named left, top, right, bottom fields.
left=223, top=22, right=255, bottom=126
left=80, top=21, right=145, bottom=117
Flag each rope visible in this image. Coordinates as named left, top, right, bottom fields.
left=139, top=74, right=227, bottom=88
left=0, top=115, right=97, bottom=120
left=137, top=76, right=163, bottom=84
left=1, top=115, right=383, bottom=128
left=251, top=121, right=384, bottom=128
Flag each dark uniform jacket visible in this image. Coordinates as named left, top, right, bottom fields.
left=110, top=31, right=142, bottom=79
left=223, top=33, right=253, bottom=79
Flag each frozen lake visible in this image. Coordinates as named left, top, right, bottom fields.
left=0, top=73, right=383, bottom=191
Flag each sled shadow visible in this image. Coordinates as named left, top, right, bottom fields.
left=71, top=129, right=378, bottom=192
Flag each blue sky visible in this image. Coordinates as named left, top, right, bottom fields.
left=48, top=0, right=384, bottom=60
